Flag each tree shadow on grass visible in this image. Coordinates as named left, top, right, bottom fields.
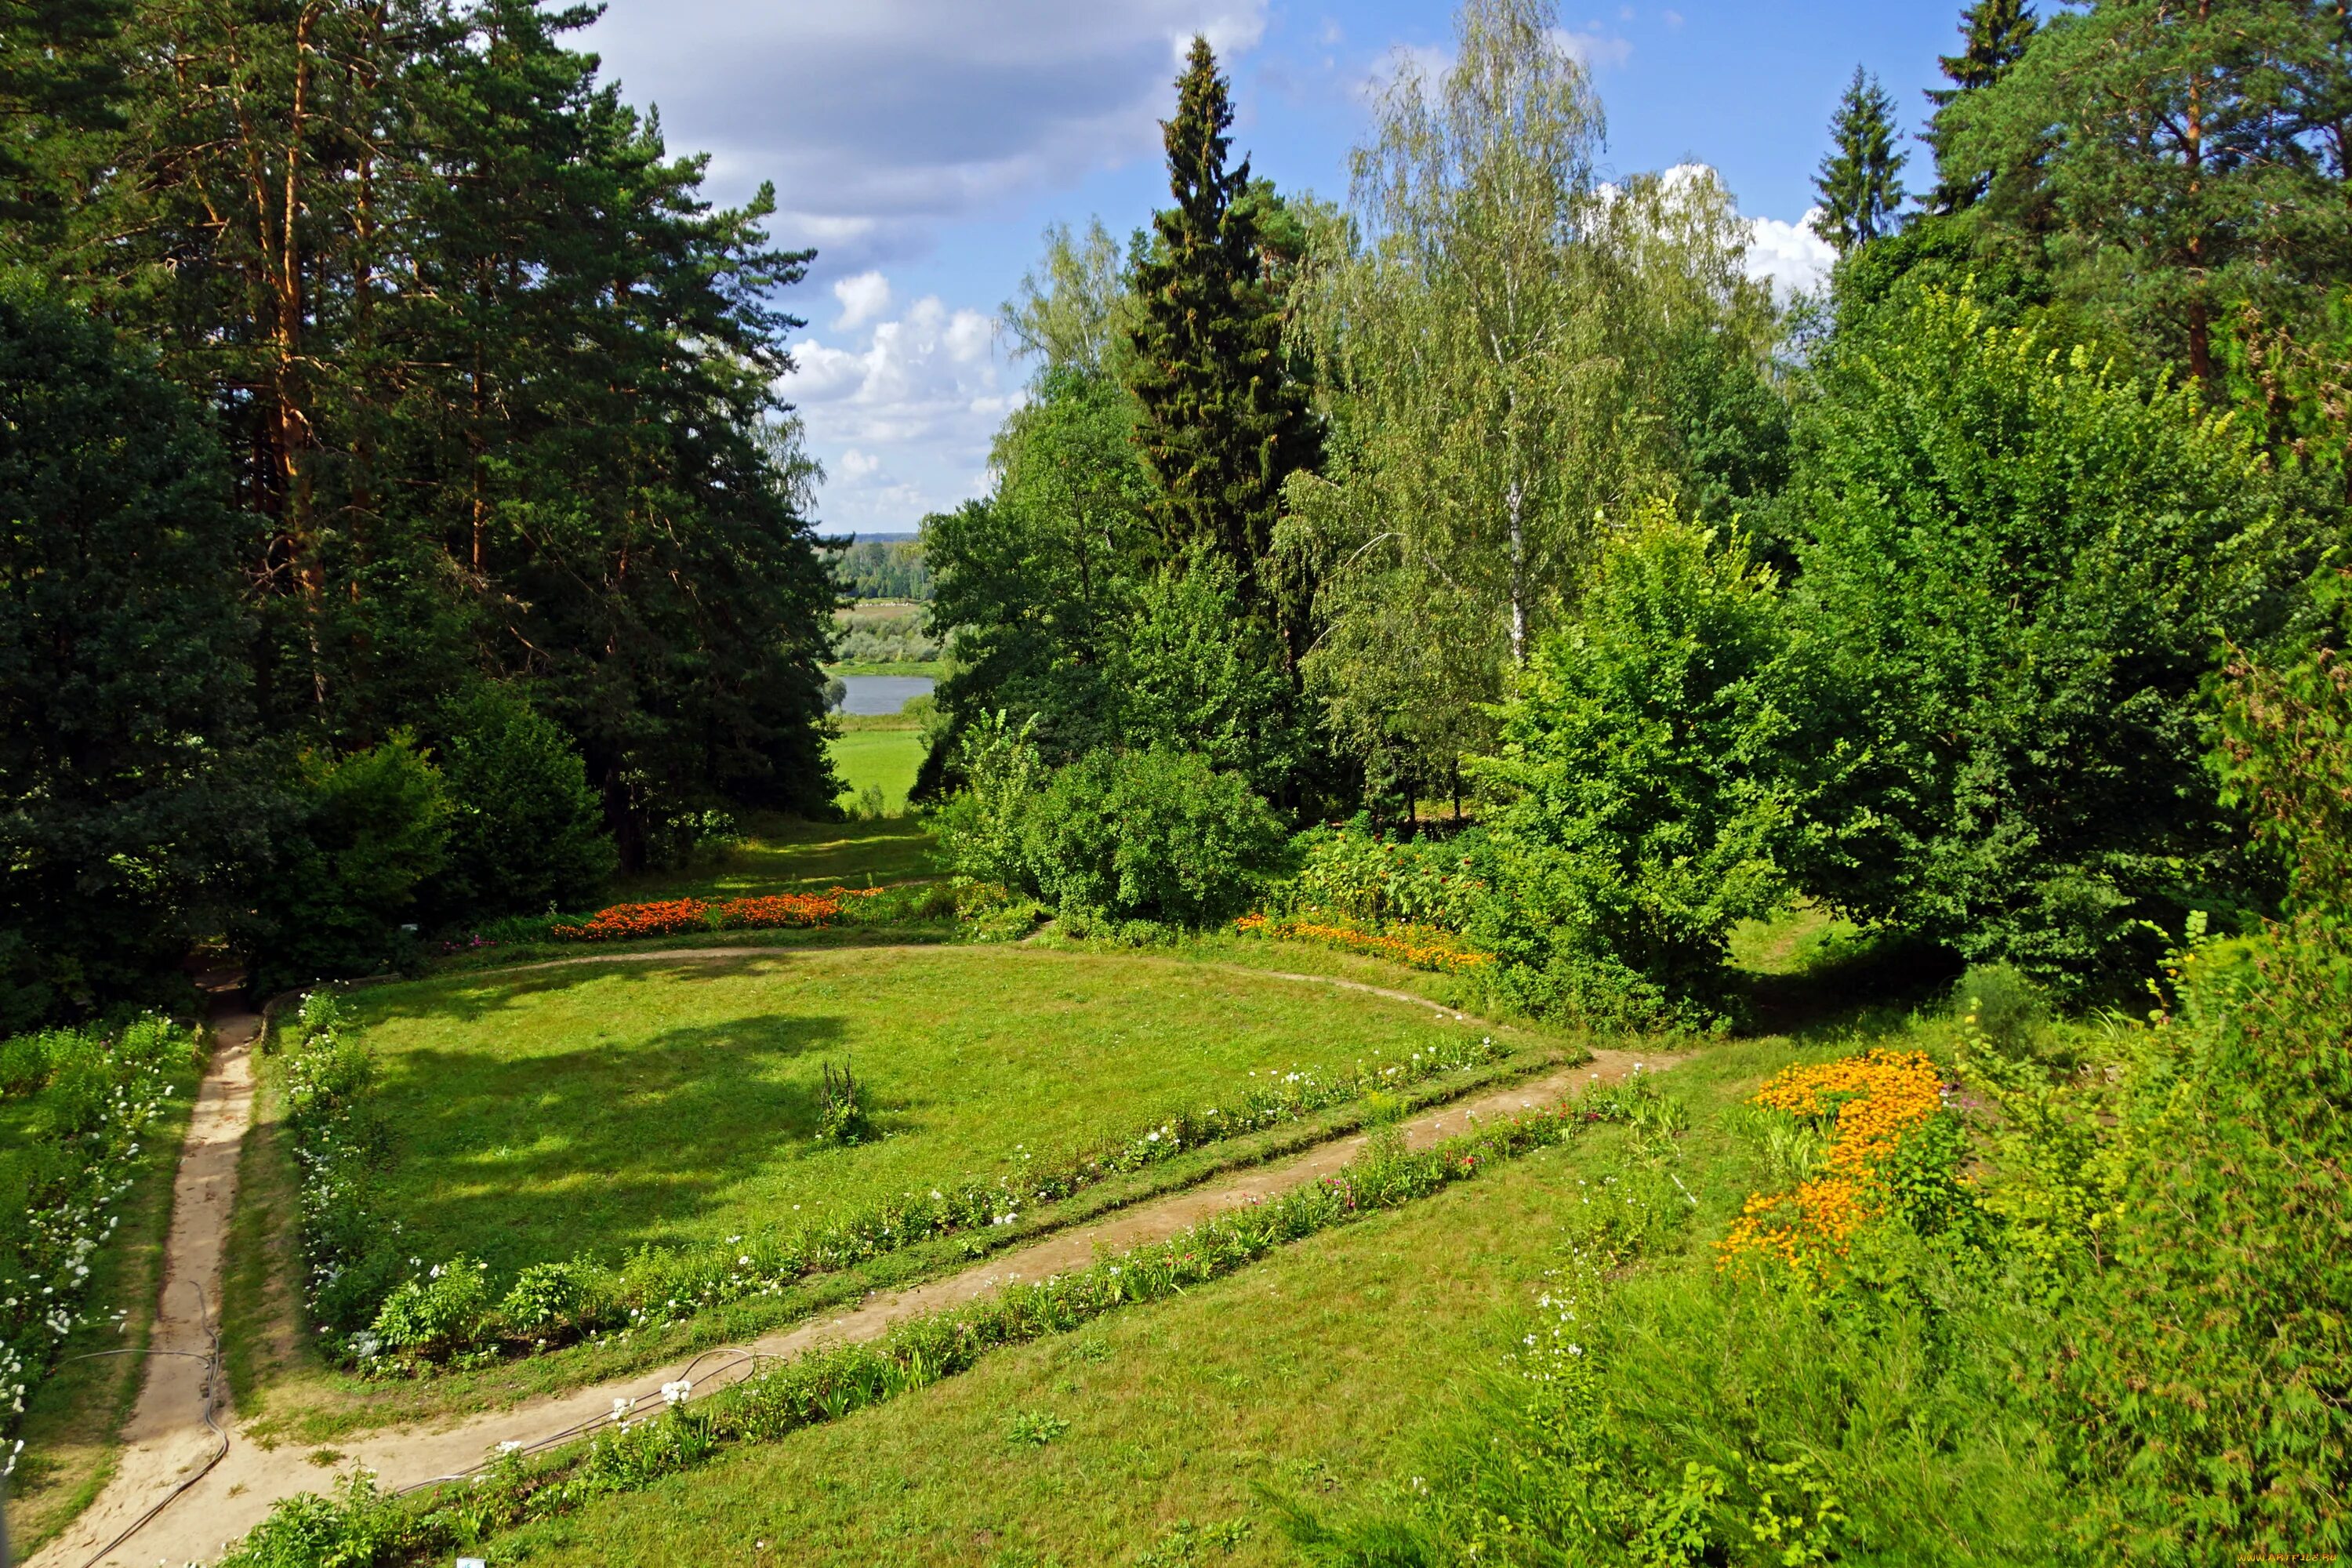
left=370, top=1011, right=871, bottom=1276
left=1731, top=931, right=1960, bottom=1040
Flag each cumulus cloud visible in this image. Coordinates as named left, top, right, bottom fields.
left=832, top=270, right=892, bottom=331
left=785, top=290, right=1021, bottom=534
left=1744, top=209, right=1838, bottom=301
left=584, top=1, right=1270, bottom=274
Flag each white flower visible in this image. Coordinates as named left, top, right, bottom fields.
left=499, top=1440, right=525, bottom=1455
left=661, top=1379, right=692, bottom=1405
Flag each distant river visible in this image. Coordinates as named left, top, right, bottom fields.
left=836, top=674, right=935, bottom=716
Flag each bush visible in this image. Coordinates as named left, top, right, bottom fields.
left=369, top=1257, right=492, bottom=1358
left=249, top=735, right=451, bottom=989
left=1018, top=746, right=1287, bottom=927
left=1469, top=511, right=1798, bottom=1030
left=931, top=711, right=1048, bottom=889
left=1780, top=289, right=2302, bottom=985
left=426, top=683, right=616, bottom=923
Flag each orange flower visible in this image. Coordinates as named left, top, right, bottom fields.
left=554, top=887, right=872, bottom=942
left=1718, top=1049, right=1944, bottom=1276
left=1233, top=913, right=1490, bottom=974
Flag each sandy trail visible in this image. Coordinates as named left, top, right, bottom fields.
left=30, top=992, right=256, bottom=1568
left=36, top=954, right=1658, bottom=1566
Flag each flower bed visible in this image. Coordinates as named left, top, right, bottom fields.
left=1235, top=913, right=1491, bottom=974
left=0, top=1015, right=195, bottom=1463
left=551, top=888, right=880, bottom=943
left=1716, top=1048, right=1947, bottom=1273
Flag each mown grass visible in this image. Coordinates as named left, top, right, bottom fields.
left=470, top=1036, right=1809, bottom=1566
left=2, top=1041, right=201, bottom=1555
left=348, top=946, right=1555, bottom=1286
left=827, top=729, right=926, bottom=815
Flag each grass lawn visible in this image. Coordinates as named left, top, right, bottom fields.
left=477, top=1036, right=1806, bottom=1566
left=346, top=945, right=1560, bottom=1287
left=827, top=728, right=926, bottom=815
left=612, top=816, right=937, bottom=905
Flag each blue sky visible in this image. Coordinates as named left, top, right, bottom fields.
left=582, top=2, right=1969, bottom=535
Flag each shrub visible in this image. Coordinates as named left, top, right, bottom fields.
left=426, top=683, right=616, bottom=923
left=1018, top=746, right=1286, bottom=927
left=1469, top=510, right=1798, bottom=1030
left=370, top=1257, right=492, bottom=1358
left=1780, top=288, right=2302, bottom=985
left=931, top=710, right=1049, bottom=889
left=498, top=1261, right=597, bottom=1338
left=250, top=735, right=452, bottom=990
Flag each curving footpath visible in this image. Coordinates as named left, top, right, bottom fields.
left=32, top=955, right=1668, bottom=1567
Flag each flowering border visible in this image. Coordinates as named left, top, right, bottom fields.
left=1235, top=913, right=1491, bottom=974
left=0, top=1016, right=194, bottom=1468
left=550, top=888, right=882, bottom=943
left=1715, top=1049, right=1947, bottom=1274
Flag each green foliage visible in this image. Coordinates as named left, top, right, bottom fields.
left=1018, top=748, right=1287, bottom=927
left=1921, top=0, right=2038, bottom=216
left=1954, top=961, right=2050, bottom=1058
left=1942, top=0, right=2352, bottom=386
left=932, top=712, right=1051, bottom=890
left=1005, top=1409, right=1072, bottom=1447
left=1472, top=513, right=1797, bottom=1029
left=1116, top=550, right=1307, bottom=799
left=426, top=684, right=615, bottom=924
left=1279, top=822, right=1489, bottom=932
left=251, top=737, right=452, bottom=990
left=2212, top=567, right=2352, bottom=923
left=1812, top=66, right=1908, bottom=252
left=814, top=1060, right=872, bottom=1146
left=278, top=992, right=402, bottom=1340
left=0, top=285, right=262, bottom=1029
left=927, top=367, right=1156, bottom=760
left=370, top=1258, right=492, bottom=1358
left=1782, top=289, right=2298, bottom=985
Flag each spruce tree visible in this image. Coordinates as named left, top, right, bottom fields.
left=1813, top=67, right=1909, bottom=252
left=1923, top=0, right=2038, bottom=216
left=1127, top=37, right=1319, bottom=668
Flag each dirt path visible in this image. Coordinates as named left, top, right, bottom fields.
left=38, top=948, right=1632, bottom=1565
left=29, top=999, right=257, bottom=1568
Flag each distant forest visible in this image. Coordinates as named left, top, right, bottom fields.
left=831, top=538, right=933, bottom=601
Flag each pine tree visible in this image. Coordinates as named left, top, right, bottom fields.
left=1126, top=38, right=1319, bottom=668
left=1923, top=0, right=2038, bottom=215
left=1813, top=67, right=1909, bottom=252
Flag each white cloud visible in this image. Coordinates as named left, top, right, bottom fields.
left=1745, top=208, right=1838, bottom=301
left=786, top=296, right=1023, bottom=535
left=832, top=270, right=893, bottom=331
left=1552, top=27, right=1633, bottom=68
left=584, top=1, right=1272, bottom=275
